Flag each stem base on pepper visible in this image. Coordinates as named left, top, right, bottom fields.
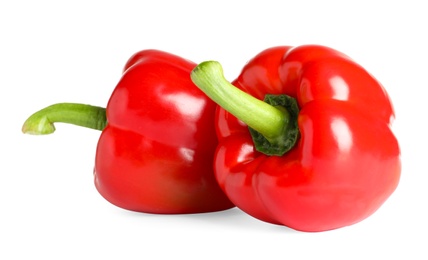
left=191, top=61, right=300, bottom=156
left=249, top=94, right=300, bottom=156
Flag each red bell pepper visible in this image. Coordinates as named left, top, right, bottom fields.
left=190, top=45, right=401, bottom=232
left=22, top=49, right=234, bottom=214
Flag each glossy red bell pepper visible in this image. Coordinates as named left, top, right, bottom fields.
left=22, top=49, right=234, bottom=214
left=191, top=45, right=401, bottom=231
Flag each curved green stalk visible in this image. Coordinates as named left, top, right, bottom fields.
left=22, top=103, right=107, bottom=135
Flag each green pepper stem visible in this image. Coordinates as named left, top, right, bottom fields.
left=22, top=103, right=107, bottom=135
left=191, top=61, right=288, bottom=143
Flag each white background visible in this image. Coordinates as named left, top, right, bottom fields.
left=1, top=0, right=427, bottom=259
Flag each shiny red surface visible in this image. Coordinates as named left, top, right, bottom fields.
left=94, top=50, right=233, bottom=213
left=215, top=45, right=401, bottom=231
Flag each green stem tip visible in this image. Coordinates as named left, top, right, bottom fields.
left=191, top=61, right=300, bottom=156
left=22, top=103, right=107, bottom=135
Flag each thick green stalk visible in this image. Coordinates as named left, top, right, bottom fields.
left=191, top=61, right=287, bottom=142
left=22, top=103, right=107, bottom=135
left=191, top=61, right=300, bottom=156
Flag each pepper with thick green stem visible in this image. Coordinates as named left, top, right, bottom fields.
left=190, top=45, right=401, bottom=232
left=191, top=61, right=300, bottom=156
left=22, top=103, right=107, bottom=135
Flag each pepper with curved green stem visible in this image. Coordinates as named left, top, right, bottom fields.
left=22, top=49, right=234, bottom=214
left=191, top=45, right=401, bottom=232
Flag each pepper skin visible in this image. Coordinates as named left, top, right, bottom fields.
left=22, top=50, right=234, bottom=214
left=191, top=45, right=401, bottom=232
left=94, top=50, right=234, bottom=213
